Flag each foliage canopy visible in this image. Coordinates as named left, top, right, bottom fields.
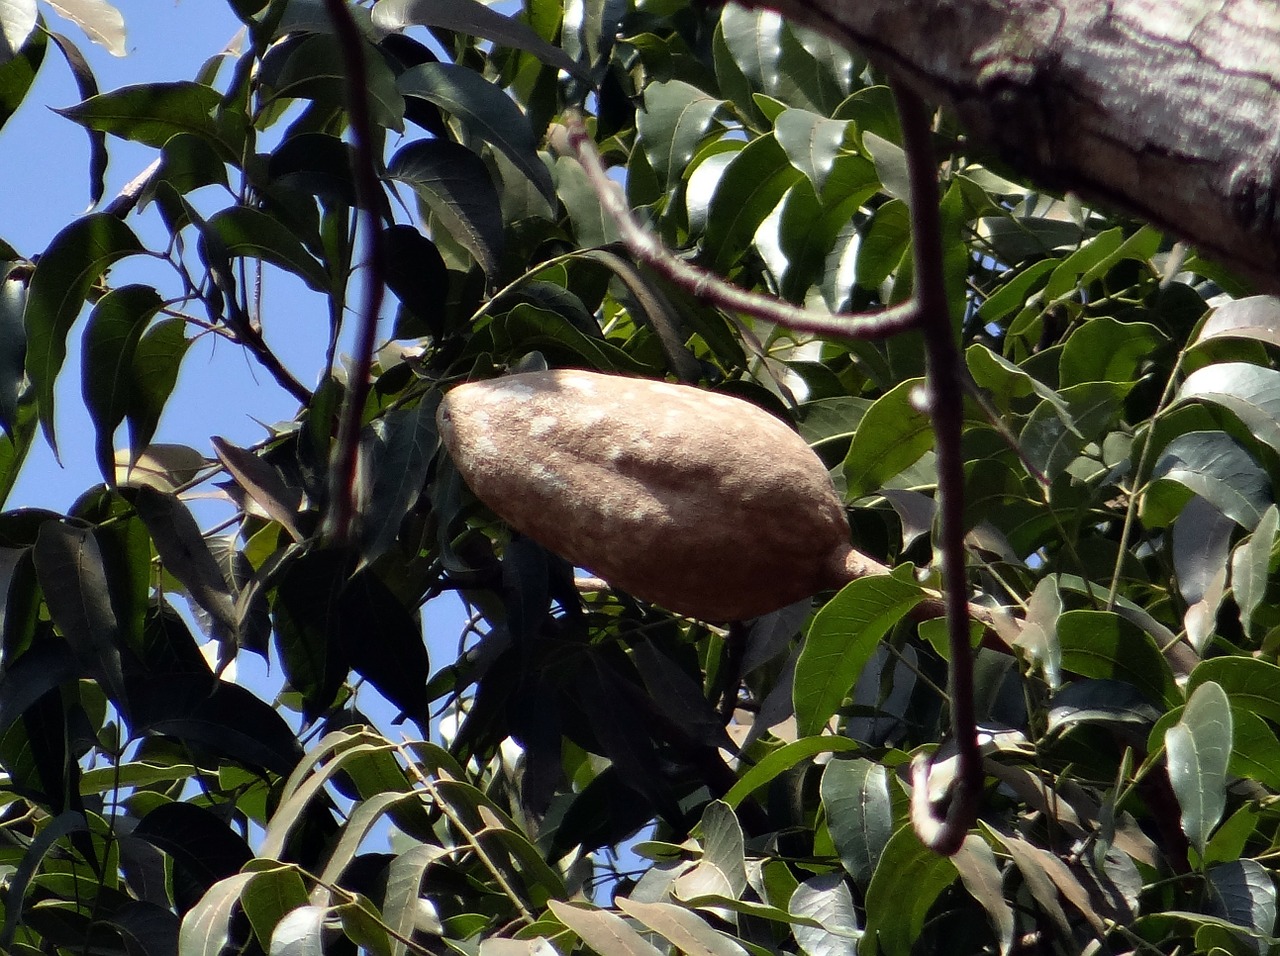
left=1, top=1, right=1279, bottom=954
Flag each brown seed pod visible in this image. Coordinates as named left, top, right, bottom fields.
left=436, top=368, right=873, bottom=621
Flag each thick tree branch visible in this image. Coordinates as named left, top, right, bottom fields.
left=737, top=0, right=1280, bottom=294
left=892, top=81, right=981, bottom=856
left=324, top=0, right=387, bottom=543
left=554, top=115, right=922, bottom=339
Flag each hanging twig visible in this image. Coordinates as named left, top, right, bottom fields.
left=891, top=79, right=982, bottom=855
left=555, top=86, right=982, bottom=854
left=323, top=0, right=387, bottom=544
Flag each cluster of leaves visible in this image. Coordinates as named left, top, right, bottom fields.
left=2, top=0, right=1280, bottom=954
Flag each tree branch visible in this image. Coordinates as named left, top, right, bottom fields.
left=891, top=79, right=982, bottom=856
left=323, top=0, right=387, bottom=544
left=553, top=115, right=921, bottom=339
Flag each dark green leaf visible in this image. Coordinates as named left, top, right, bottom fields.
left=271, top=548, right=351, bottom=721
left=360, top=394, right=439, bottom=563
left=126, top=318, right=191, bottom=459
left=81, top=285, right=164, bottom=484
left=25, top=214, right=143, bottom=457
left=636, top=80, right=723, bottom=187
left=33, top=521, right=126, bottom=707
left=0, top=23, right=43, bottom=134
left=388, top=139, right=503, bottom=275
left=843, top=378, right=931, bottom=500
left=372, top=0, right=587, bottom=79
left=399, top=62, right=553, bottom=202
left=704, top=133, right=803, bottom=272
left=128, top=485, right=238, bottom=640
left=212, top=437, right=304, bottom=542
left=1144, top=430, right=1270, bottom=529
left=55, top=81, right=246, bottom=159
left=0, top=267, right=28, bottom=438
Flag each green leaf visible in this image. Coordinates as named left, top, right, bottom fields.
left=1165, top=681, right=1232, bottom=858
left=399, top=62, right=553, bottom=202
left=212, top=437, right=304, bottom=542
left=863, top=824, right=957, bottom=956
left=125, top=317, right=191, bottom=459
left=388, top=139, right=503, bottom=275
left=339, top=569, right=429, bottom=724
left=616, top=898, right=749, bottom=956
left=384, top=844, right=448, bottom=955
left=129, top=485, right=238, bottom=639
left=952, top=836, right=1016, bottom=956
left=855, top=198, right=910, bottom=289
left=790, top=873, right=862, bottom=955
left=25, top=214, right=142, bottom=458
left=241, top=865, right=310, bottom=952
left=204, top=206, right=329, bottom=292
left=0, top=1, right=36, bottom=64
left=976, top=259, right=1057, bottom=324
left=722, top=735, right=862, bottom=809
left=0, top=267, right=28, bottom=439
left=636, top=79, right=722, bottom=187
left=773, top=108, right=855, bottom=194
left=1187, top=658, right=1280, bottom=725
left=179, top=874, right=257, bottom=956
left=705, top=139, right=804, bottom=275
left=843, top=378, right=931, bottom=500
left=1207, top=859, right=1276, bottom=936
left=1176, top=362, right=1280, bottom=457
left=1058, top=317, right=1169, bottom=388
left=260, top=32, right=404, bottom=134
left=1019, top=380, right=1131, bottom=479
left=1143, top=430, right=1269, bottom=529
left=821, top=757, right=893, bottom=887
left=548, top=901, right=664, bottom=956
left=795, top=575, right=925, bottom=737
left=1231, top=505, right=1278, bottom=638
left=372, top=0, right=587, bottom=79
left=0, top=20, right=44, bottom=133
left=33, top=521, right=126, bottom=706
left=271, top=549, right=351, bottom=722
left=1057, top=609, right=1179, bottom=707
left=55, top=81, right=245, bottom=158
left=1194, top=295, right=1280, bottom=350
left=81, top=285, right=163, bottom=484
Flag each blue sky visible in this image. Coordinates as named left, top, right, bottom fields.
left=4, top=3, right=318, bottom=513
left=3, top=2, right=470, bottom=729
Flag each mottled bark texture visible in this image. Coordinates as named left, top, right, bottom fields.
left=739, top=0, right=1280, bottom=291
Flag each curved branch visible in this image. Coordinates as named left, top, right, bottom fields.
left=553, top=115, right=922, bottom=339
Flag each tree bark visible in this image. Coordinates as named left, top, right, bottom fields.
left=737, top=0, right=1280, bottom=292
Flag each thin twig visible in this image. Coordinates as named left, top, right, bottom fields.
left=323, top=0, right=387, bottom=543
left=554, top=114, right=922, bottom=339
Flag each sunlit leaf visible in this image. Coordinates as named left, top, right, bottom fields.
left=863, top=824, right=957, bottom=956
left=795, top=574, right=924, bottom=737
left=820, top=757, right=893, bottom=887
left=1166, top=681, right=1232, bottom=858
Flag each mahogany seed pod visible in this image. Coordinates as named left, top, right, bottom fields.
left=436, top=369, right=874, bottom=621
